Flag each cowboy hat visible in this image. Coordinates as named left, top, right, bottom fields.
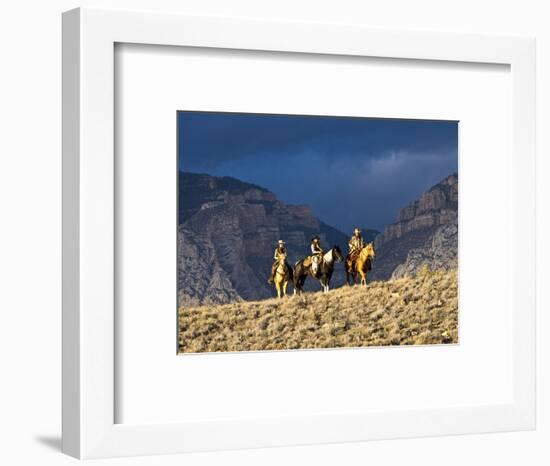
left=354, top=227, right=361, bottom=234
left=311, top=235, right=320, bottom=242
left=278, top=240, right=285, bottom=245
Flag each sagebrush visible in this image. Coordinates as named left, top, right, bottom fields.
left=178, top=268, right=458, bottom=353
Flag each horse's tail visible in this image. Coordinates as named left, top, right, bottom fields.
left=292, top=260, right=306, bottom=289
left=287, top=263, right=294, bottom=282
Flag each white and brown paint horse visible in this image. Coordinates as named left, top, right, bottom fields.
left=294, top=246, right=344, bottom=294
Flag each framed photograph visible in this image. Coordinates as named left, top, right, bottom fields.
left=62, top=8, right=535, bottom=459
left=176, top=111, right=459, bottom=353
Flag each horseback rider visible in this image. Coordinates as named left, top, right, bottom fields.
left=310, top=235, right=324, bottom=277
left=268, top=240, right=287, bottom=283
left=347, top=227, right=364, bottom=268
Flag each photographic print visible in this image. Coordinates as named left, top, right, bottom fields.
left=177, top=112, right=458, bottom=353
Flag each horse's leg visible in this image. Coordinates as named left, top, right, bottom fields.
left=359, top=270, right=366, bottom=286
left=348, top=266, right=355, bottom=286
left=276, top=281, right=281, bottom=298
left=294, top=265, right=307, bottom=295
left=298, top=276, right=304, bottom=294
left=283, top=280, right=288, bottom=297
left=294, top=274, right=301, bottom=294
left=292, top=265, right=300, bottom=296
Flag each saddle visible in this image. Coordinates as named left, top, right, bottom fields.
left=349, top=250, right=360, bottom=262
left=303, top=255, right=323, bottom=268
left=346, top=250, right=359, bottom=269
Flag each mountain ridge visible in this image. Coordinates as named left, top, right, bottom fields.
left=178, top=172, right=376, bottom=305
left=177, top=171, right=458, bottom=305
left=371, top=173, right=458, bottom=280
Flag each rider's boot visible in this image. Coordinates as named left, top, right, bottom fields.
left=268, top=265, right=276, bottom=283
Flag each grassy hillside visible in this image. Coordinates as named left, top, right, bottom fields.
left=178, top=268, right=458, bottom=353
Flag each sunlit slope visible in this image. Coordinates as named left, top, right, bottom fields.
left=178, top=268, right=458, bottom=353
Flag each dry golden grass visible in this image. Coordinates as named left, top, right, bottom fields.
left=178, top=268, right=458, bottom=353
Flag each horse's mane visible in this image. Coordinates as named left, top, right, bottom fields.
left=324, top=246, right=337, bottom=262
left=359, top=243, right=375, bottom=260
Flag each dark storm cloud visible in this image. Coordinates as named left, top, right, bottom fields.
left=178, top=112, right=458, bottom=233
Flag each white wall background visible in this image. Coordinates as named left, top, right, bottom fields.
left=0, top=1, right=547, bottom=465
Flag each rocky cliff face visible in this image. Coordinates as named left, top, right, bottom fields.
left=371, top=174, right=458, bottom=280
left=178, top=172, right=456, bottom=303
left=178, top=172, right=352, bottom=306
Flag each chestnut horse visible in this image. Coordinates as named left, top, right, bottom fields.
left=346, top=242, right=376, bottom=286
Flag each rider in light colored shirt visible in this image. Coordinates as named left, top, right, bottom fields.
left=348, top=228, right=364, bottom=257
left=310, top=236, right=324, bottom=276
left=268, top=240, right=287, bottom=283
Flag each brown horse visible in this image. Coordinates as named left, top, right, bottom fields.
left=273, top=254, right=292, bottom=298
left=346, top=242, right=376, bottom=286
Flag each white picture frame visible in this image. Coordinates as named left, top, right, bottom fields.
left=62, top=7, right=535, bottom=459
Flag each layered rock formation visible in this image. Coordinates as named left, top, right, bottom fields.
left=177, top=171, right=457, bottom=303
left=391, top=222, right=458, bottom=278
left=371, top=174, right=458, bottom=280
left=178, top=172, right=355, bottom=306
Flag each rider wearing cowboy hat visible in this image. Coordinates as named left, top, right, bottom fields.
left=347, top=227, right=365, bottom=267
left=268, top=240, right=287, bottom=283
left=310, top=235, right=324, bottom=277
left=348, top=228, right=365, bottom=256
left=310, top=235, right=323, bottom=257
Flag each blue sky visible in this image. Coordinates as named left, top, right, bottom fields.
left=177, top=111, right=458, bottom=233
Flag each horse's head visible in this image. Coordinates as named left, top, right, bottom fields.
left=364, top=242, right=376, bottom=259
left=278, top=253, right=287, bottom=264
left=359, top=242, right=375, bottom=260
left=332, top=245, right=344, bottom=262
